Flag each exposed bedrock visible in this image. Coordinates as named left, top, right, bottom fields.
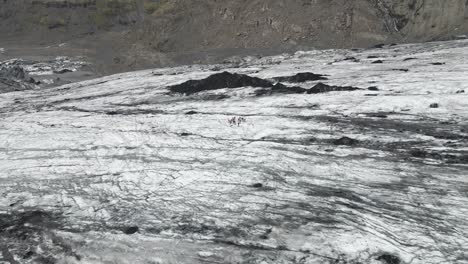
left=169, top=71, right=364, bottom=96
left=0, top=65, right=36, bottom=93
left=1, top=0, right=468, bottom=74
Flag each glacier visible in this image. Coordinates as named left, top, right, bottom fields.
left=0, top=40, right=468, bottom=264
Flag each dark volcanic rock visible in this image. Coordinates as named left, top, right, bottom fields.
left=123, top=226, right=139, bottom=234
left=254, top=88, right=274, bottom=96
left=0, top=210, right=57, bottom=231
left=0, top=65, right=36, bottom=92
left=343, top=56, right=360, bottom=62
left=271, top=83, right=307, bottom=94
left=169, top=71, right=272, bottom=95
left=0, top=210, right=66, bottom=262
left=333, top=137, right=359, bottom=146
left=199, top=94, right=230, bottom=100
left=367, top=113, right=388, bottom=118
left=17, top=211, right=53, bottom=226
left=254, top=85, right=305, bottom=96
left=373, top=44, right=385, bottom=49
left=376, top=253, right=401, bottom=264
left=171, top=72, right=363, bottom=97
left=256, top=82, right=361, bottom=96
left=409, top=149, right=428, bottom=158
left=307, top=83, right=362, bottom=94
left=273, top=72, right=328, bottom=83
left=53, top=69, right=73, bottom=74
left=408, top=149, right=468, bottom=164
left=0, top=65, right=27, bottom=80
left=23, top=251, right=34, bottom=259
left=450, top=154, right=468, bottom=164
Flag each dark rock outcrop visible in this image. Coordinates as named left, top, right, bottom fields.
left=333, top=137, right=359, bottom=146
left=169, top=72, right=272, bottom=95
left=171, top=72, right=365, bottom=97
left=0, top=65, right=36, bottom=93
left=376, top=253, right=401, bottom=264
left=307, top=83, right=362, bottom=94
left=273, top=72, right=328, bottom=83
left=123, top=226, right=139, bottom=235
left=270, top=83, right=307, bottom=94
left=0, top=65, right=27, bottom=80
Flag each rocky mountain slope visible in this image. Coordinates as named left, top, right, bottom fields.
left=1, top=0, right=468, bottom=74
left=1, top=39, right=467, bottom=264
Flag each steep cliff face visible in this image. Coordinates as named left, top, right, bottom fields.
left=0, top=0, right=384, bottom=47
left=377, top=0, right=468, bottom=40
left=1, top=0, right=467, bottom=73
left=2, top=0, right=467, bottom=45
